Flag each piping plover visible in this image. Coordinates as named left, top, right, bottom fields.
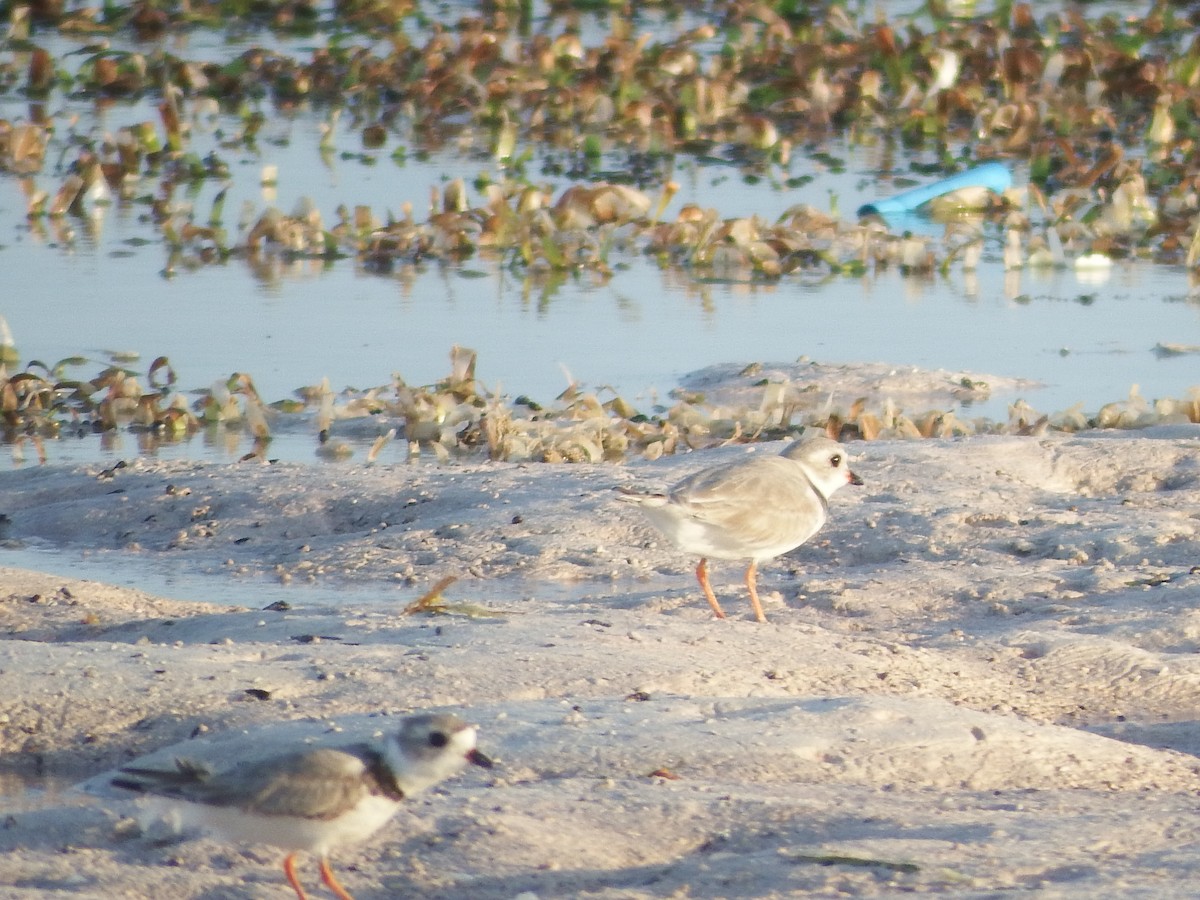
left=618, top=436, right=862, bottom=622
left=112, top=713, right=493, bottom=900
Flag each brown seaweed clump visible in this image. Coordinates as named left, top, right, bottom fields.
left=3, top=2, right=1200, bottom=274
left=0, top=339, right=1198, bottom=466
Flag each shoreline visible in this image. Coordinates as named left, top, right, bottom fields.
left=3, top=427, right=1200, bottom=896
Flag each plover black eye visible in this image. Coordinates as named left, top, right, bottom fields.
left=830, top=454, right=842, bottom=467
left=428, top=731, right=449, bottom=748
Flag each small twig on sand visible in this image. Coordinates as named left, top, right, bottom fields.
left=403, top=575, right=458, bottom=615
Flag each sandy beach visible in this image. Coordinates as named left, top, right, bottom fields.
left=3, top=419, right=1200, bottom=898
left=6, top=0, right=1200, bottom=893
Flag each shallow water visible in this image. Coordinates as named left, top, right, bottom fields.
left=2, top=1, right=1199, bottom=469
left=6, top=210, right=1197, bottom=465
left=0, top=539, right=601, bottom=611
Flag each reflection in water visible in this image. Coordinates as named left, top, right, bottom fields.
left=3, top=241, right=1199, bottom=470
left=3, top=7, right=1200, bottom=469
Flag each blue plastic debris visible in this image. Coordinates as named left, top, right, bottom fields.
left=856, top=162, right=1012, bottom=218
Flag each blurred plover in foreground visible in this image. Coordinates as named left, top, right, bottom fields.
left=618, top=436, right=862, bottom=623
left=112, top=713, right=492, bottom=900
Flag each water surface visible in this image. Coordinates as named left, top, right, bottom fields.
left=1, top=0, right=1197, bottom=468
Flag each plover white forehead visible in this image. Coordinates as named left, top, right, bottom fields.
left=112, top=712, right=493, bottom=900
left=618, top=436, right=862, bottom=623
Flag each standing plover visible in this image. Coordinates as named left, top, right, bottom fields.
left=618, top=436, right=862, bottom=622
left=112, top=713, right=493, bottom=900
